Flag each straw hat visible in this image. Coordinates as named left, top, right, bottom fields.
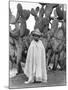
left=32, top=28, right=42, bottom=36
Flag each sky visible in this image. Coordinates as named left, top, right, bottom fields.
left=10, top=1, right=66, bottom=32
left=10, top=1, right=41, bottom=31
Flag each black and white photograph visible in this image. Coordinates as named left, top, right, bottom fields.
left=9, top=0, right=66, bottom=89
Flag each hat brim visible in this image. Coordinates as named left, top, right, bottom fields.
left=31, top=31, right=42, bottom=36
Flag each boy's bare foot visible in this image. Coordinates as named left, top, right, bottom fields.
left=24, top=80, right=34, bottom=84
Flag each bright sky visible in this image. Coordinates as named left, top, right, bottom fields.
left=10, top=1, right=41, bottom=31
left=10, top=1, right=66, bottom=31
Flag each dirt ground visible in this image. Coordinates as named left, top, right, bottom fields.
left=9, top=70, right=66, bottom=89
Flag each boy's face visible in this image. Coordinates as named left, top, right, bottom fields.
left=33, top=34, right=40, bottom=41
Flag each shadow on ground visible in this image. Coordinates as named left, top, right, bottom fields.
left=9, top=70, right=66, bottom=89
